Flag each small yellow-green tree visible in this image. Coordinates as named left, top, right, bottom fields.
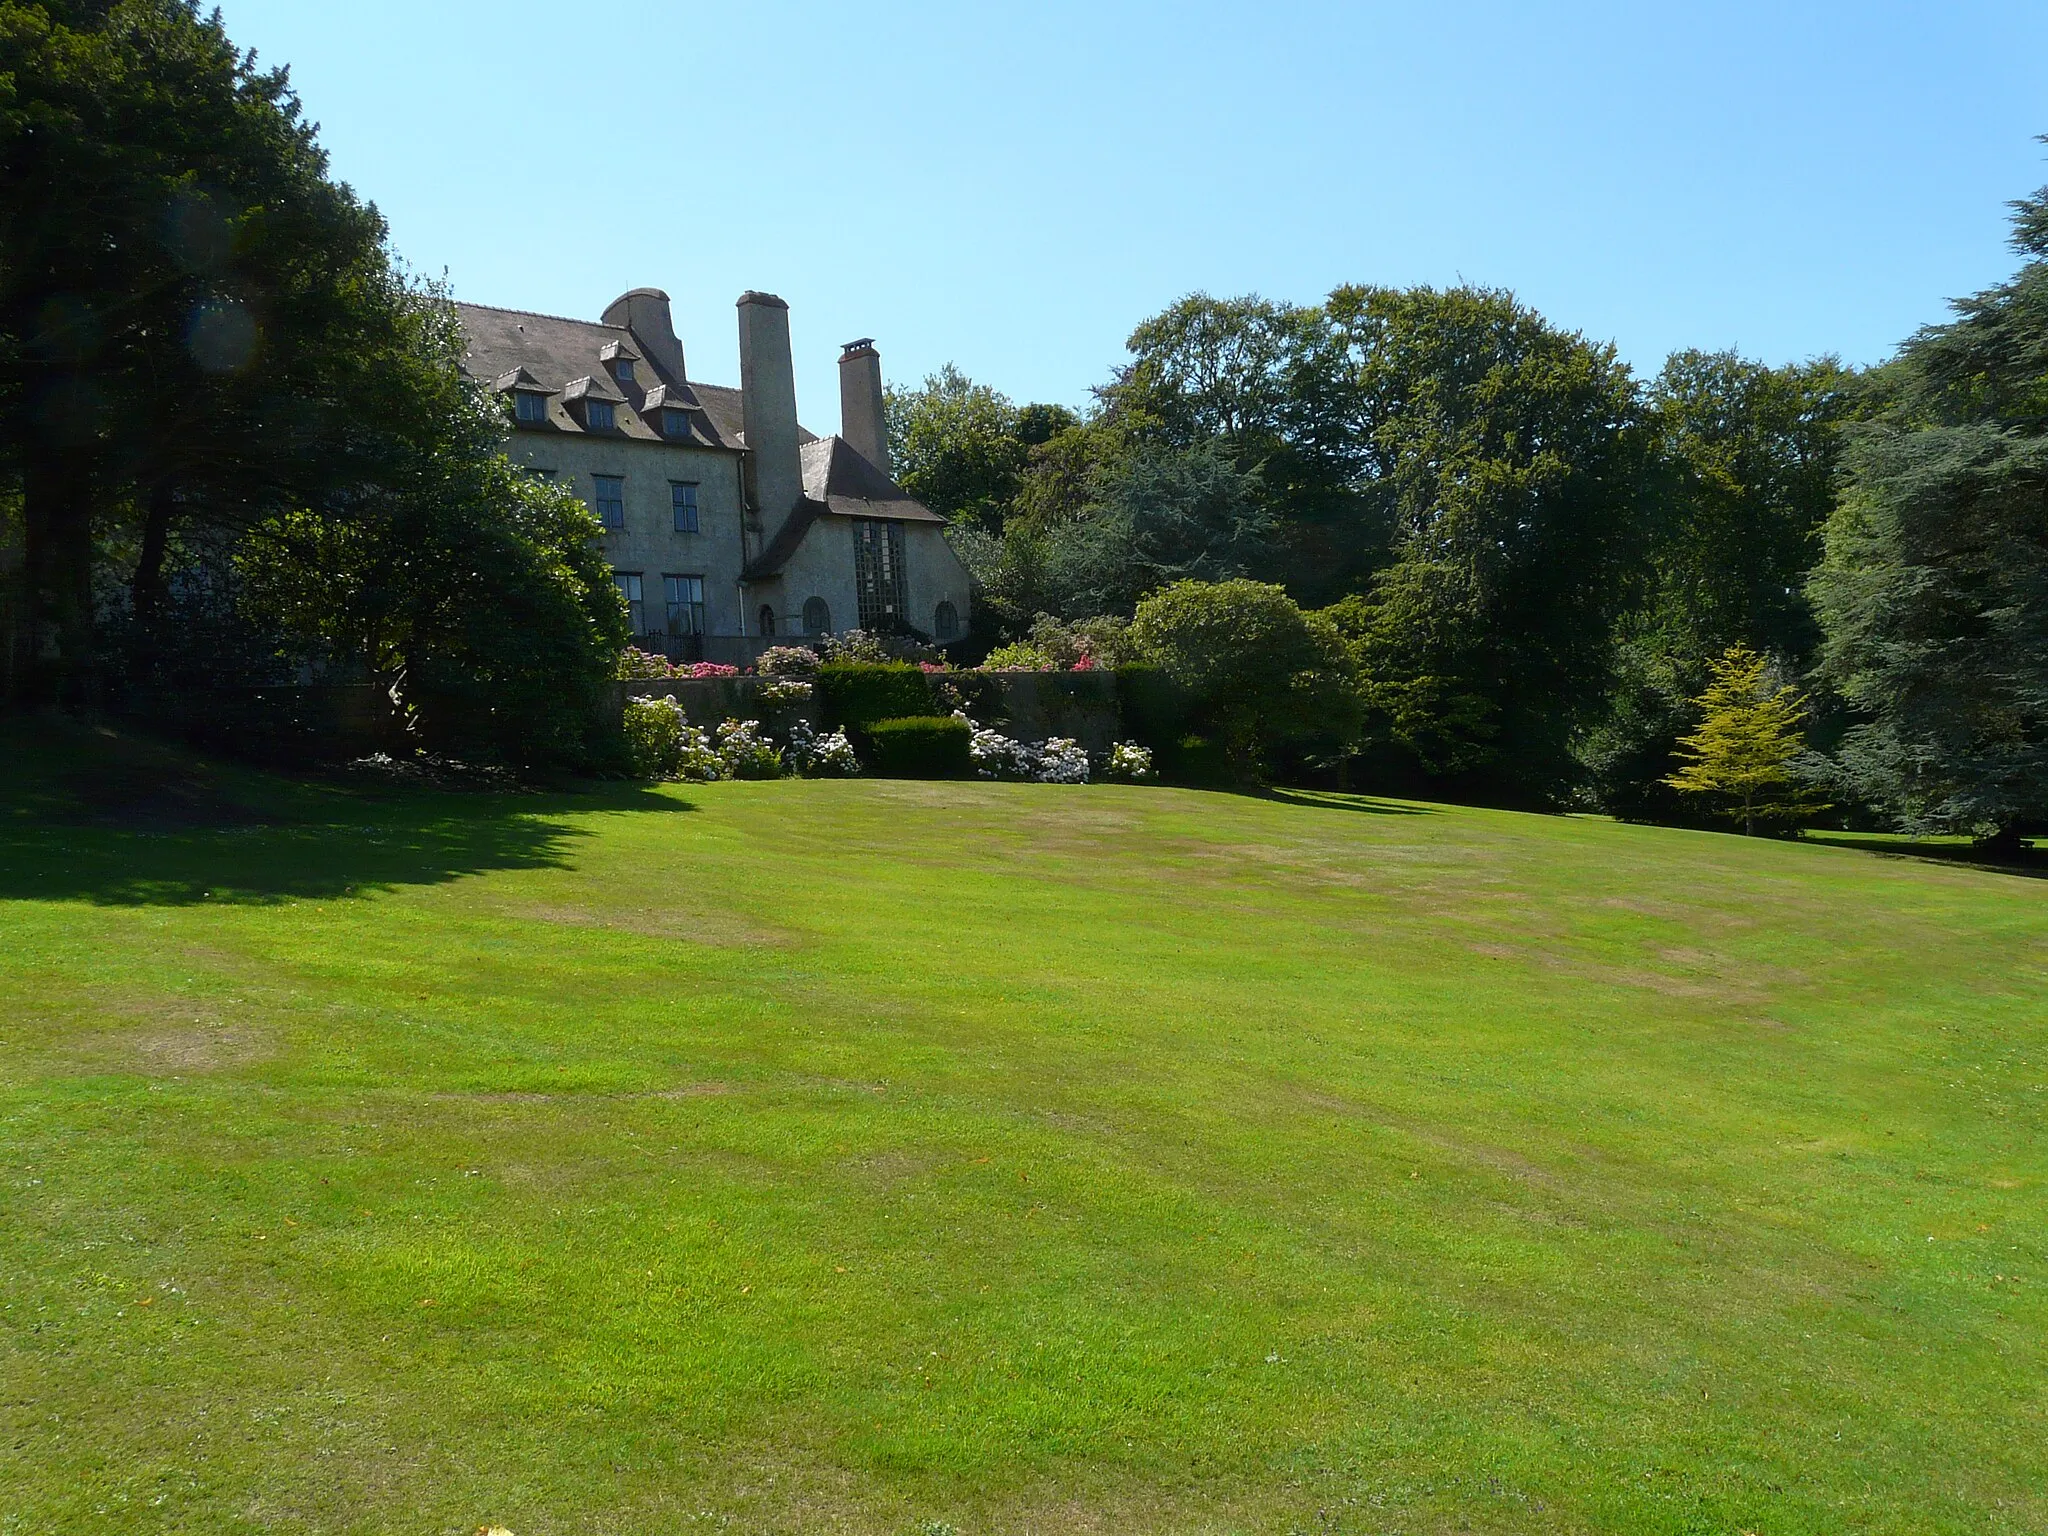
left=1664, top=645, right=1824, bottom=835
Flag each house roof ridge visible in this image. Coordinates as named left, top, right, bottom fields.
left=455, top=299, right=630, bottom=334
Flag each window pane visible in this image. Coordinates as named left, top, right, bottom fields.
left=664, top=574, right=706, bottom=636
left=671, top=482, right=699, bottom=533
left=594, top=475, right=625, bottom=530
left=587, top=400, right=615, bottom=431
left=614, top=572, right=644, bottom=633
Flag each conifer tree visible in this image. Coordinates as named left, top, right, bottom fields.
left=1663, top=644, right=1822, bottom=834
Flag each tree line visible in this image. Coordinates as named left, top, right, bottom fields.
left=4, top=3, right=2042, bottom=833
left=889, top=186, right=2048, bottom=841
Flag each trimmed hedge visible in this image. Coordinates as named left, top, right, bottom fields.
left=863, top=715, right=972, bottom=779
left=816, top=662, right=932, bottom=729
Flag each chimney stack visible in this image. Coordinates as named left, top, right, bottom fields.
left=736, top=291, right=803, bottom=522
left=838, top=339, right=889, bottom=476
left=601, top=288, right=687, bottom=383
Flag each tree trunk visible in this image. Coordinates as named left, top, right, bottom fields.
left=132, top=478, right=178, bottom=625
left=16, top=446, right=97, bottom=708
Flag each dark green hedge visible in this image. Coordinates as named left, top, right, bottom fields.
left=816, top=662, right=932, bottom=729
left=863, top=715, right=972, bottom=779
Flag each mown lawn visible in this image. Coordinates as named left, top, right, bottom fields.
left=1, top=722, right=2042, bottom=1536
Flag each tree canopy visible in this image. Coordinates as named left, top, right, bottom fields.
left=1811, top=178, right=2048, bottom=842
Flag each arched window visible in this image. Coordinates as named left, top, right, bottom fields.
left=934, top=600, right=959, bottom=641
left=758, top=604, right=776, bottom=637
left=802, top=597, right=831, bottom=635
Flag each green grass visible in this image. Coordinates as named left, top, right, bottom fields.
left=1, top=723, right=2043, bottom=1536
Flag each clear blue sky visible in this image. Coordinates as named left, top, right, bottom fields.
left=219, top=0, right=2048, bottom=433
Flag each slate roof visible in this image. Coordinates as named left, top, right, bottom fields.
left=743, top=437, right=947, bottom=579
left=800, top=436, right=945, bottom=524
left=455, top=301, right=807, bottom=451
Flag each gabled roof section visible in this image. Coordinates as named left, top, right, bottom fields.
left=745, top=438, right=947, bottom=580
left=456, top=302, right=759, bottom=449
left=562, top=372, right=627, bottom=406
left=491, top=365, right=549, bottom=394
left=799, top=436, right=945, bottom=524
left=641, top=382, right=699, bottom=413
left=597, top=338, right=641, bottom=364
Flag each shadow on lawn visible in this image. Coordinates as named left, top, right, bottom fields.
left=1801, top=832, right=2048, bottom=881
left=0, top=720, right=695, bottom=907
left=1258, top=787, right=1435, bottom=817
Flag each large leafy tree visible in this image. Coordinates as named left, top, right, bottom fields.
left=1, top=0, right=402, bottom=699
left=1591, top=351, right=1852, bottom=819
left=1809, top=244, right=2048, bottom=839
left=1100, top=294, right=1375, bottom=604
left=1324, top=285, right=1651, bottom=802
left=1810, top=176, right=2048, bottom=842
left=0, top=0, right=624, bottom=764
left=885, top=365, right=1074, bottom=532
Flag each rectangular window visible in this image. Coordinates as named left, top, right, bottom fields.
left=853, top=518, right=908, bottom=633
left=665, top=574, right=706, bottom=637
left=614, top=571, right=644, bottom=634
left=515, top=391, right=548, bottom=423
left=585, top=399, right=616, bottom=432
left=612, top=359, right=635, bottom=384
left=662, top=409, right=690, bottom=439
left=671, top=482, right=700, bottom=533
left=593, top=474, right=625, bottom=530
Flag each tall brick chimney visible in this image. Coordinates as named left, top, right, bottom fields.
left=838, top=338, right=889, bottom=476
left=737, top=292, right=802, bottom=522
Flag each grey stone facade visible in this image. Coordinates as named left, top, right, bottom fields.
left=457, top=288, right=971, bottom=663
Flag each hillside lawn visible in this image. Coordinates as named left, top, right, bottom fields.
left=0, top=722, right=2042, bottom=1536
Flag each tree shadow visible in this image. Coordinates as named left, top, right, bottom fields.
left=0, top=720, right=696, bottom=907
left=1800, top=832, right=2048, bottom=881
left=1255, top=786, right=1436, bottom=817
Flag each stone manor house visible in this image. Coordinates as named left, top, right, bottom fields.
left=456, top=288, right=970, bottom=664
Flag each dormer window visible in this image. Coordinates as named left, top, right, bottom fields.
left=585, top=399, right=616, bottom=432
left=662, top=409, right=690, bottom=439
left=611, top=358, right=635, bottom=385
left=514, top=391, right=548, bottom=424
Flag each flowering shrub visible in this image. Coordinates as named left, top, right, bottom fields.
left=615, top=646, right=676, bottom=680
left=980, top=641, right=1060, bottom=672
left=1103, top=741, right=1156, bottom=782
left=757, top=645, right=821, bottom=677
left=817, top=629, right=892, bottom=664
left=918, top=660, right=953, bottom=674
left=622, top=696, right=722, bottom=780
left=683, top=661, right=741, bottom=679
left=756, top=677, right=814, bottom=707
left=715, top=719, right=783, bottom=780
left=1037, top=737, right=1091, bottom=783
left=958, top=713, right=1093, bottom=783
left=966, top=721, right=1040, bottom=780
left=786, top=719, right=860, bottom=777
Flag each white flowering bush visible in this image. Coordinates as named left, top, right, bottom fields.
left=957, top=712, right=1094, bottom=784
left=757, top=645, right=821, bottom=677
left=1103, top=741, right=1156, bottom=782
left=786, top=719, right=860, bottom=777
left=715, top=719, right=784, bottom=780
left=1037, top=737, right=1091, bottom=784
left=623, top=696, right=723, bottom=781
